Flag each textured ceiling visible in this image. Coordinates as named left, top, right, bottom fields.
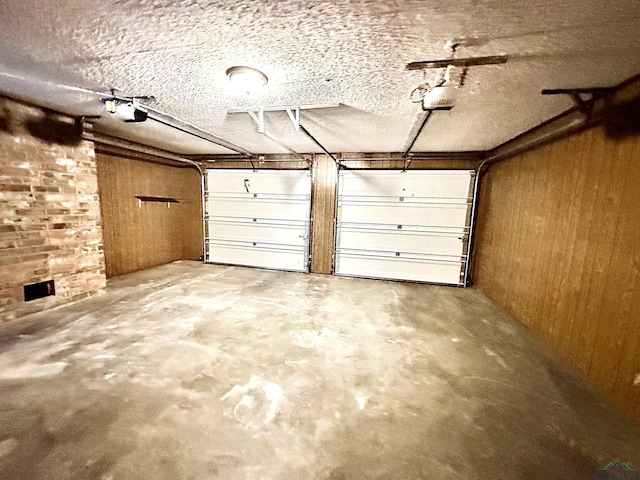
left=1, top=0, right=639, bottom=156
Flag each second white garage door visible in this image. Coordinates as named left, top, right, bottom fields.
left=205, top=169, right=312, bottom=272
left=334, top=170, right=475, bottom=285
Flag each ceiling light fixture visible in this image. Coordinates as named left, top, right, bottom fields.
left=226, top=66, right=268, bottom=94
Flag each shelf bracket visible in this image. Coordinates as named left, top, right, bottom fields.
left=541, top=87, right=615, bottom=117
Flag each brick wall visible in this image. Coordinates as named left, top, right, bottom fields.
left=0, top=97, right=106, bottom=321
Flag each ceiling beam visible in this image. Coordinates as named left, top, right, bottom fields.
left=406, top=55, right=508, bottom=70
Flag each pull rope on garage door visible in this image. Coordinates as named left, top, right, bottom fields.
left=334, top=170, right=475, bottom=286
left=205, top=169, right=312, bottom=272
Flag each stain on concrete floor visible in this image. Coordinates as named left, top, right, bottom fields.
left=0, top=261, right=639, bottom=479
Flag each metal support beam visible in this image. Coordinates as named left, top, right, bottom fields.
left=144, top=108, right=255, bottom=157
left=483, top=108, right=589, bottom=164
left=299, top=124, right=341, bottom=167
left=262, top=130, right=308, bottom=163
left=82, top=129, right=202, bottom=173
left=102, top=95, right=256, bottom=158
left=403, top=110, right=433, bottom=157
left=463, top=169, right=481, bottom=286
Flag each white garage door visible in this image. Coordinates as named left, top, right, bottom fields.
left=335, top=170, right=475, bottom=285
left=205, top=169, right=311, bottom=272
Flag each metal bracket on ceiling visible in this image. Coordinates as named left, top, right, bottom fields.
left=541, top=88, right=615, bottom=117
left=402, top=156, right=413, bottom=172
left=285, top=107, right=300, bottom=131
left=246, top=106, right=304, bottom=133
left=246, top=108, right=309, bottom=165
left=248, top=108, right=266, bottom=134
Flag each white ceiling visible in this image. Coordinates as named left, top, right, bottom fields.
left=1, top=0, right=639, bottom=156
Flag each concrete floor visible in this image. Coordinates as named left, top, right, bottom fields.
left=0, top=261, right=639, bottom=480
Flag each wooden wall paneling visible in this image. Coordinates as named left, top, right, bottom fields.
left=474, top=125, right=640, bottom=422
left=311, top=155, right=337, bottom=274
left=536, top=143, right=560, bottom=341
left=533, top=149, right=559, bottom=344
left=611, top=129, right=640, bottom=420
left=97, top=153, right=202, bottom=278
left=553, top=135, right=596, bottom=367
left=587, top=134, right=639, bottom=394
left=615, top=263, right=640, bottom=420
left=572, top=132, right=611, bottom=375
left=96, top=155, right=124, bottom=278
left=544, top=140, right=583, bottom=348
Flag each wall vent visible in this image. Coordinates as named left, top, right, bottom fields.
left=24, top=280, right=55, bottom=302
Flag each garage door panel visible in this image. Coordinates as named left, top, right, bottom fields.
left=208, top=170, right=311, bottom=195
left=338, top=170, right=473, bottom=199
left=335, top=253, right=464, bottom=285
left=339, top=202, right=469, bottom=227
left=207, top=242, right=306, bottom=271
left=338, top=172, right=410, bottom=197
left=337, top=228, right=466, bottom=256
left=338, top=195, right=466, bottom=205
left=206, top=197, right=309, bottom=222
left=207, top=220, right=307, bottom=246
left=335, top=170, right=475, bottom=285
left=205, top=169, right=311, bottom=272
left=407, top=172, right=474, bottom=198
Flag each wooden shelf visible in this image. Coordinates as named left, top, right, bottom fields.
left=134, top=195, right=180, bottom=203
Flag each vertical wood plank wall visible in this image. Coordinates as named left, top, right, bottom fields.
left=474, top=125, right=640, bottom=421
left=311, top=155, right=337, bottom=273
left=97, top=152, right=203, bottom=278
